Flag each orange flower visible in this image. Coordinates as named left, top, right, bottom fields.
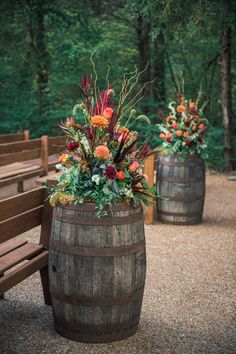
left=159, top=133, right=165, bottom=139
left=166, top=116, right=173, bottom=122
left=167, top=133, right=172, bottom=138
left=59, top=153, right=69, bottom=163
left=118, top=127, right=131, bottom=143
left=176, top=130, right=182, bottom=137
left=177, top=105, right=186, bottom=112
left=198, top=123, right=204, bottom=129
left=129, top=161, right=139, bottom=172
left=103, top=107, right=113, bottom=119
left=95, top=145, right=110, bottom=159
left=119, top=127, right=130, bottom=135
left=91, top=115, right=109, bottom=129
left=183, top=131, right=189, bottom=137
left=117, top=171, right=125, bottom=180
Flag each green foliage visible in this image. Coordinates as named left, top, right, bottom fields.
left=0, top=0, right=235, bottom=170
left=205, top=126, right=236, bottom=172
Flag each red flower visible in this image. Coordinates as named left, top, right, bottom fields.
left=166, top=137, right=171, bottom=143
left=185, top=140, right=191, bottom=146
left=68, top=141, right=79, bottom=151
left=117, top=171, right=125, bottom=180
left=104, top=166, right=117, bottom=179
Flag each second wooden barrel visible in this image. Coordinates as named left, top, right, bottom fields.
left=156, top=153, right=205, bottom=225
left=49, top=202, right=146, bottom=343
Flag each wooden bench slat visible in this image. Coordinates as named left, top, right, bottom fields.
left=0, top=239, right=28, bottom=257
left=0, top=242, right=43, bottom=273
left=0, top=206, right=43, bottom=243
left=0, top=148, right=41, bottom=167
left=0, top=139, right=41, bottom=155
left=0, top=250, right=48, bottom=295
left=0, top=133, right=25, bottom=144
left=48, top=136, right=65, bottom=145
left=0, top=188, right=44, bottom=221
left=0, top=168, right=44, bottom=187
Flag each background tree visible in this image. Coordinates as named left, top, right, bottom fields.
left=0, top=0, right=235, bottom=171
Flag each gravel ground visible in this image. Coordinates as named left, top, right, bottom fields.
left=0, top=174, right=236, bottom=354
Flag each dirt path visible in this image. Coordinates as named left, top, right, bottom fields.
left=0, top=174, right=235, bottom=353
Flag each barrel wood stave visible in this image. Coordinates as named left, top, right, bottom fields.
left=156, top=154, right=205, bottom=225
left=49, top=202, right=146, bottom=342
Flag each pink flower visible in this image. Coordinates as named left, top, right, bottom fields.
left=172, top=121, right=178, bottom=129
left=103, top=107, right=113, bottom=119
left=95, top=145, right=110, bottom=159
left=129, top=161, right=139, bottom=172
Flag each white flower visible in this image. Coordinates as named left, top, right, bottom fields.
left=92, top=174, right=100, bottom=185
left=80, top=136, right=90, bottom=153
left=121, top=188, right=133, bottom=198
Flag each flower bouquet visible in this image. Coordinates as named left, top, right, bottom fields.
left=156, top=92, right=208, bottom=225
left=48, top=65, right=156, bottom=342
left=157, top=93, right=208, bottom=158
left=49, top=66, right=156, bottom=216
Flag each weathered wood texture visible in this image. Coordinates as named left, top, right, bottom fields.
left=143, top=154, right=154, bottom=225
left=49, top=202, right=146, bottom=343
left=0, top=188, right=52, bottom=304
left=0, top=135, right=64, bottom=191
left=0, top=130, right=29, bottom=144
left=156, top=154, right=205, bottom=225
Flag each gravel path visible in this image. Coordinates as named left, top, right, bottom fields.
left=0, top=174, right=236, bottom=354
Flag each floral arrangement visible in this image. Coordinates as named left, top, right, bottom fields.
left=157, top=93, right=208, bottom=158
left=49, top=64, right=156, bottom=216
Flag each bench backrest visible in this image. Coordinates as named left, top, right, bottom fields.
left=0, top=188, right=52, bottom=246
left=0, top=130, right=30, bottom=144
left=0, top=135, right=65, bottom=174
left=0, top=138, right=42, bottom=167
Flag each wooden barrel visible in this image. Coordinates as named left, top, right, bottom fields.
left=49, top=202, right=146, bottom=343
left=156, top=153, right=205, bottom=225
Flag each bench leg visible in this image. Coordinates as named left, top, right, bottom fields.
left=40, top=265, right=51, bottom=305
left=17, top=181, right=24, bottom=193
left=0, top=274, right=4, bottom=299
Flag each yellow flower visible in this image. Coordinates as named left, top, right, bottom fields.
left=50, top=192, right=74, bottom=207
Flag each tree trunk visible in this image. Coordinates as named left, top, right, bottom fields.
left=27, top=0, right=49, bottom=125
left=221, top=27, right=233, bottom=171
left=152, top=29, right=165, bottom=104
left=136, top=16, right=151, bottom=113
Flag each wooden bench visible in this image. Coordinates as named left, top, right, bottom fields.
left=0, top=188, right=52, bottom=304
left=0, top=135, right=65, bottom=192
left=0, top=130, right=30, bottom=144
